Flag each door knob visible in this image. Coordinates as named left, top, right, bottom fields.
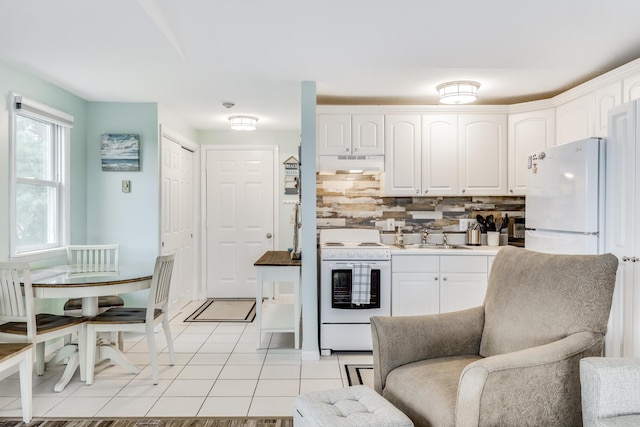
left=266, top=233, right=273, bottom=239
left=622, top=256, right=630, bottom=262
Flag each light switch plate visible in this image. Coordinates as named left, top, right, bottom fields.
left=122, top=180, right=131, bottom=193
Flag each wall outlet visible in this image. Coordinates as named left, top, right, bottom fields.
left=122, top=180, right=131, bottom=193
left=386, top=218, right=395, bottom=231
left=459, top=218, right=471, bottom=231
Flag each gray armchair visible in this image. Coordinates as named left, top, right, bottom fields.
left=580, top=357, right=640, bottom=426
left=371, top=246, right=618, bottom=427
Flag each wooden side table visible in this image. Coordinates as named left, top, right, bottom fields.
left=254, top=251, right=302, bottom=349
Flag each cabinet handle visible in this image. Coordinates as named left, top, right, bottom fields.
left=461, top=189, right=466, bottom=194
left=442, top=277, right=448, bottom=281
left=424, top=189, right=428, bottom=194
left=509, top=189, right=514, bottom=194
left=634, top=257, right=639, bottom=263
left=434, top=277, right=438, bottom=281
left=345, top=148, right=350, bottom=152
left=416, top=190, right=420, bottom=194
left=623, top=256, right=630, bottom=262
left=353, top=147, right=358, bottom=152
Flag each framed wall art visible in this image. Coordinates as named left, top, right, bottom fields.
left=101, top=133, right=140, bottom=171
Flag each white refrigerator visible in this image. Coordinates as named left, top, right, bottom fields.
left=525, top=137, right=606, bottom=255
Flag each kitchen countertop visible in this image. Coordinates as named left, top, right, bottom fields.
left=388, top=244, right=503, bottom=255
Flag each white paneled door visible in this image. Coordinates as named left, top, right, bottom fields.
left=161, top=135, right=195, bottom=317
left=205, top=147, right=276, bottom=298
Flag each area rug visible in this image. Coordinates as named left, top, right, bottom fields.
left=0, top=418, right=292, bottom=427
left=184, top=299, right=257, bottom=322
left=345, top=364, right=374, bottom=388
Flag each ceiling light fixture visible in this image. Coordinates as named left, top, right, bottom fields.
left=436, top=81, right=480, bottom=105
left=228, top=115, right=258, bottom=131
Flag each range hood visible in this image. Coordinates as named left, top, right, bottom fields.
left=317, top=155, right=384, bottom=172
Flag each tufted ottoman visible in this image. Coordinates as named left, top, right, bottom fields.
left=294, top=385, right=414, bottom=426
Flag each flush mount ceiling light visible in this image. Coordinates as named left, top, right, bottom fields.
left=228, top=115, right=258, bottom=131
left=436, top=81, right=481, bottom=105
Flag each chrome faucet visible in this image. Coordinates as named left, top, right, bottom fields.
left=421, top=230, right=429, bottom=244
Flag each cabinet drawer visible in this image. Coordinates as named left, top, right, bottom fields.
left=440, top=255, right=487, bottom=273
left=392, top=255, right=439, bottom=273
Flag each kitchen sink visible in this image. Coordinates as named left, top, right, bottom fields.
left=398, top=244, right=472, bottom=250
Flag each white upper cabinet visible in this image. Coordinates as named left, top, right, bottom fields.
left=352, top=114, right=384, bottom=155
left=317, top=113, right=384, bottom=156
left=594, top=82, right=622, bottom=137
left=623, top=72, right=640, bottom=102
left=555, top=93, right=594, bottom=145
left=507, top=109, right=555, bottom=195
left=318, top=114, right=350, bottom=155
left=422, top=115, right=459, bottom=196
left=383, top=115, right=422, bottom=196
left=458, top=114, right=508, bottom=195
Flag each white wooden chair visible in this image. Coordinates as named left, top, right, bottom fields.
left=64, top=244, right=124, bottom=349
left=0, top=262, right=86, bottom=392
left=0, top=343, right=33, bottom=423
left=85, top=254, right=175, bottom=385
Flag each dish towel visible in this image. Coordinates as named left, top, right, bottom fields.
left=351, top=263, right=372, bottom=305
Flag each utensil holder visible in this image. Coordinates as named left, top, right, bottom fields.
left=487, top=231, right=500, bottom=247
left=466, top=228, right=481, bottom=245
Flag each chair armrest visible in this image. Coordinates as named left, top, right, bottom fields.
left=370, top=306, right=484, bottom=393
left=580, top=357, right=640, bottom=427
left=456, top=331, right=604, bottom=427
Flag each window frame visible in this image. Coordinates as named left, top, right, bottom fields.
left=9, top=93, right=72, bottom=261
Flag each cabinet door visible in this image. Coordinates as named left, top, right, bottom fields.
left=458, top=114, right=508, bottom=195
left=507, top=109, right=555, bottom=195
left=422, top=114, right=458, bottom=196
left=352, top=114, right=384, bottom=155
left=623, top=73, right=640, bottom=102
left=555, top=94, right=594, bottom=145
left=382, top=115, right=421, bottom=196
left=439, top=273, right=487, bottom=313
left=318, top=114, right=351, bottom=155
left=594, top=83, right=622, bottom=138
left=391, top=273, right=440, bottom=316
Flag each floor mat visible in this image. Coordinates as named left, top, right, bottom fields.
left=345, top=364, right=374, bottom=387
left=184, top=298, right=256, bottom=322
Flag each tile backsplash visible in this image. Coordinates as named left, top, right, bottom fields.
left=317, top=172, right=525, bottom=232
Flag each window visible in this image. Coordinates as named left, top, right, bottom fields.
left=10, top=93, right=73, bottom=258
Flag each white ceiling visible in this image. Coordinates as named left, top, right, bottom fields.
left=2, top=0, right=640, bottom=131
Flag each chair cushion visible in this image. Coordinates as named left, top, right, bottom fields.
left=63, top=295, right=124, bottom=311
left=87, top=307, right=162, bottom=324
left=480, top=247, right=618, bottom=357
left=0, top=314, right=85, bottom=335
left=295, top=385, right=414, bottom=426
left=382, top=355, right=482, bottom=427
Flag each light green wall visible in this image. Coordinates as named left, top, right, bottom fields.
left=0, top=60, right=88, bottom=263
left=86, top=102, right=160, bottom=265
left=198, top=129, right=301, bottom=252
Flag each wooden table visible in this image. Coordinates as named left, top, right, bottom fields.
left=29, top=264, right=153, bottom=391
left=254, top=251, right=302, bottom=349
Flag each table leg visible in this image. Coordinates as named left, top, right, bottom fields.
left=256, top=268, right=263, bottom=349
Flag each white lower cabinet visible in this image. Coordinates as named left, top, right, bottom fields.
left=392, top=254, right=488, bottom=316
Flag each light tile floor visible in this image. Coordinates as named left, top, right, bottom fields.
left=0, top=300, right=373, bottom=418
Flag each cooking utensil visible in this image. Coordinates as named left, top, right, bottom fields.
left=494, top=218, right=503, bottom=232
left=485, top=214, right=495, bottom=231
left=476, top=215, right=487, bottom=233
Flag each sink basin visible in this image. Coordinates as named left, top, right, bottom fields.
left=400, top=244, right=471, bottom=250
